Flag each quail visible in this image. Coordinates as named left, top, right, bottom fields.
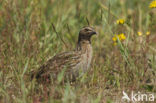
left=32, top=26, right=97, bottom=82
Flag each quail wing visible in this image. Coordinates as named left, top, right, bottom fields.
left=34, top=51, right=82, bottom=80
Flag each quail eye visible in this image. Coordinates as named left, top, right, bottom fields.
left=85, top=29, right=90, bottom=31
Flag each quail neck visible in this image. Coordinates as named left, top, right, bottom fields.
left=76, top=26, right=97, bottom=72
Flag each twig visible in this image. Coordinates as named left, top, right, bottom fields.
left=108, top=0, right=110, bottom=24
left=66, top=24, right=71, bottom=34
left=86, top=17, right=90, bottom=26
left=100, top=9, right=103, bottom=21
left=51, top=23, right=68, bottom=48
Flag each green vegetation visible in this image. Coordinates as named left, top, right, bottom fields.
left=0, top=0, right=156, bottom=102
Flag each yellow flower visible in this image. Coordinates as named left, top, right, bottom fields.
left=146, top=31, right=150, bottom=36
left=112, top=36, right=117, bottom=42
left=113, top=42, right=117, bottom=46
left=118, top=33, right=126, bottom=40
left=116, top=19, right=125, bottom=24
left=112, top=33, right=126, bottom=46
left=137, top=32, right=142, bottom=36
left=112, top=34, right=118, bottom=41
left=149, top=0, right=156, bottom=8
left=112, top=33, right=126, bottom=42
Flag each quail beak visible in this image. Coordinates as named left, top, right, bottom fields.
left=90, top=31, right=97, bottom=35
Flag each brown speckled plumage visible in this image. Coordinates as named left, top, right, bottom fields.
left=32, top=26, right=97, bottom=82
